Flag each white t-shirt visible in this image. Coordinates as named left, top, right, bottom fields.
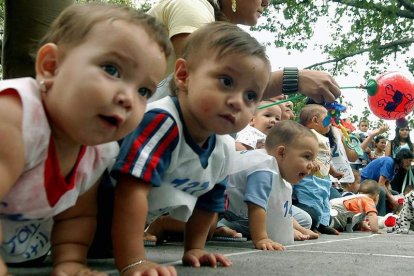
left=226, top=149, right=294, bottom=245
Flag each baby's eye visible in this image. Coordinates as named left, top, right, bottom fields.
left=244, top=91, right=258, bottom=103
left=304, top=154, right=313, bottom=160
left=102, top=64, right=120, bottom=78
left=138, top=87, right=153, bottom=99
left=219, top=76, right=233, bottom=87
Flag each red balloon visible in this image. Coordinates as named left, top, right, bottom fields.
left=368, top=71, right=414, bottom=120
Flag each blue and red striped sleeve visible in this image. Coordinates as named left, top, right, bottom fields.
left=111, top=109, right=179, bottom=186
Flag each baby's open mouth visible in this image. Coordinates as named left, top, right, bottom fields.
left=100, top=115, right=119, bottom=127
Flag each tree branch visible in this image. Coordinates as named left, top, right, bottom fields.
left=398, top=0, right=414, bottom=13
left=331, top=0, right=414, bottom=19
left=305, top=38, right=414, bottom=69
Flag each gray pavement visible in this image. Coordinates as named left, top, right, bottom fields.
left=9, top=231, right=414, bottom=275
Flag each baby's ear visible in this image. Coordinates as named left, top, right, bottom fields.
left=174, top=58, right=189, bottom=93
left=275, top=145, right=286, bottom=158
left=35, top=43, right=59, bottom=81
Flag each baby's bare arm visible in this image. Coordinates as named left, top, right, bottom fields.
left=0, top=92, right=26, bottom=275
left=112, top=175, right=175, bottom=276
left=51, top=182, right=104, bottom=275
left=367, top=212, right=380, bottom=233
left=183, top=208, right=232, bottom=268
left=248, top=203, right=285, bottom=250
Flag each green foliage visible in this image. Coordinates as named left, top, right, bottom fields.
left=254, top=0, right=414, bottom=77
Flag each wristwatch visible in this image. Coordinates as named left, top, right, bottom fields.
left=282, top=67, right=299, bottom=94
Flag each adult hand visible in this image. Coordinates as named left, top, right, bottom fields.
left=298, top=70, right=341, bottom=103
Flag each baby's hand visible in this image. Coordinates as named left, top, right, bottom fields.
left=254, top=238, right=285, bottom=251
left=182, top=249, right=232, bottom=268
left=52, top=262, right=108, bottom=276
left=118, top=260, right=176, bottom=276
left=332, top=170, right=344, bottom=179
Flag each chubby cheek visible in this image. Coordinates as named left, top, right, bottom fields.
left=122, top=103, right=146, bottom=137
left=236, top=109, right=255, bottom=131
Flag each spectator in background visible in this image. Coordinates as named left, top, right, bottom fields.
left=385, top=125, right=414, bottom=193
left=361, top=149, right=414, bottom=216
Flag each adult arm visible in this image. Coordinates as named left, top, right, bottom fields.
left=170, top=33, right=189, bottom=58
left=385, top=141, right=392, bottom=156
left=378, top=175, right=398, bottom=209
left=360, top=125, right=389, bottom=151
left=264, top=70, right=341, bottom=103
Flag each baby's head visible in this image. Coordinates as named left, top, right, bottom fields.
left=35, top=3, right=172, bottom=145
left=341, top=169, right=361, bottom=194
left=358, top=119, right=369, bottom=132
left=172, top=21, right=272, bottom=136
left=265, top=120, right=318, bottom=184
left=268, top=95, right=294, bottom=120
left=299, top=104, right=330, bottom=135
left=358, top=179, right=380, bottom=202
left=250, top=100, right=282, bottom=135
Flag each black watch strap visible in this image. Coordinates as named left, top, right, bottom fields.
left=282, top=67, right=299, bottom=94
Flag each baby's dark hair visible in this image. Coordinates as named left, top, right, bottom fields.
left=265, top=120, right=317, bottom=150
left=374, top=135, right=385, bottom=144
left=36, top=3, right=172, bottom=60
left=359, top=179, right=380, bottom=196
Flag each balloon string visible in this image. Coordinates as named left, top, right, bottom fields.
left=340, top=85, right=366, bottom=89
left=258, top=84, right=367, bottom=110
left=257, top=94, right=305, bottom=110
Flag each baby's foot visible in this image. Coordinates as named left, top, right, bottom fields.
left=145, top=218, right=165, bottom=244
left=144, top=231, right=157, bottom=242
left=214, top=226, right=243, bottom=238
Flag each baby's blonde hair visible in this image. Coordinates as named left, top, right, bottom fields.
left=299, top=104, right=327, bottom=126
left=36, top=3, right=172, bottom=60
left=265, top=120, right=317, bottom=150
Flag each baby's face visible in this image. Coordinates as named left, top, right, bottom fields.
left=359, top=122, right=369, bottom=132
left=251, top=105, right=282, bottom=135
left=277, top=136, right=319, bottom=184
left=177, top=52, right=270, bottom=142
left=42, top=20, right=167, bottom=145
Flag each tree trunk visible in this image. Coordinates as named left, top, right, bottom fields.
left=2, top=0, right=74, bottom=79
